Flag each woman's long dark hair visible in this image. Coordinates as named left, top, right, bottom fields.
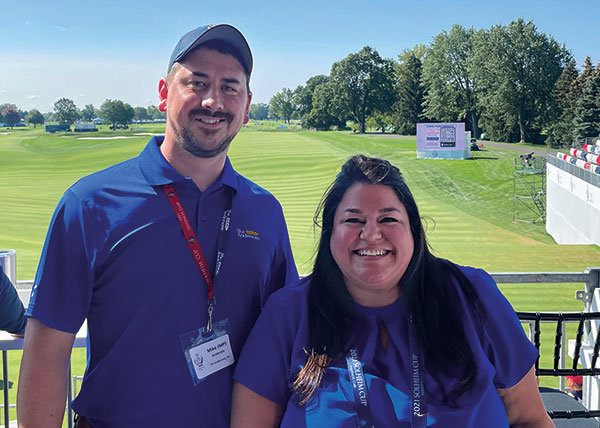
left=293, top=155, right=483, bottom=406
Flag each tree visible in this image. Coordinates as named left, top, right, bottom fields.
left=53, top=98, right=80, bottom=126
left=0, top=103, right=17, bottom=123
left=572, top=57, right=594, bottom=101
left=545, top=60, right=579, bottom=147
left=472, top=19, right=569, bottom=143
left=100, top=99, right=135, bottom=129
left=43, top=112, right=55, bottom=123
left=248, top=103, right=269, bottom=120
left=304, top=82, right=347, bottom=130
left=573, top=60, right=600, bottom=140
left=328, top=46, right=397, bottom=133
left=2, top=107, right=20, bottom=128
left=134, top=106, right=150, bottom=123
left=293, top=75, right=329, bottom=124
left=147, top=105, right=165, bottom=120
left=25, top=109, right=45, bottom=128
left=422, top=25, right=481, bottom=137
left=393, top=46, right=426, bottom=135
left=81, top=104, right=96, bottom=122
left=367, top=111, right=392, bottom=133
left=269, top=88, right=295, bottom=123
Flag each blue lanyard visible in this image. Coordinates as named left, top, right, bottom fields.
left=409, top=315, right=428, bottom=428
left=345, top=349, right=374, bottom=428
left=346, top=317, right=427, bottom=428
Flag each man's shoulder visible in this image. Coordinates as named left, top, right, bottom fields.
left=235, top=172, right=275, bottom=197
left=68, top=156, right=142, bottom=199
left=234, top=171, right=282, bottom=209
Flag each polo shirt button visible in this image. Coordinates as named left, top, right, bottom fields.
left=200, top=216, right=207, bottom=222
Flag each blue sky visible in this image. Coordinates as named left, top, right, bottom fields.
left=2, top=0, right=599, bottom=112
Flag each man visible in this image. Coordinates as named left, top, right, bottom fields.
left=18, top=24, right=297, bottom=428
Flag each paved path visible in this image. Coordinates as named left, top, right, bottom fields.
left=482, top=141, right=555, bottom=157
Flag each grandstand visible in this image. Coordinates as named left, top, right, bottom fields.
left=546, top=139, right=600, bottom=246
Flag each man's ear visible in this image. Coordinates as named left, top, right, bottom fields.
left=158, top=78, right=168, bottom=112
left=243, top=91, right=253, bottom=124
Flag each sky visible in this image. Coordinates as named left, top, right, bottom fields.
left=2, top=0, right=599, bottom=113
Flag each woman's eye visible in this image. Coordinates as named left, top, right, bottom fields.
left=345, top=218, right=363, bottom=224
left=380, top=217, right=398, bottom=223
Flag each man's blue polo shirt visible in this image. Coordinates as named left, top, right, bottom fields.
left=27, top=136, right=298, bottom=427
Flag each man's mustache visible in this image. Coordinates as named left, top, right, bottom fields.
left=190, top=108, right=233, bottom=122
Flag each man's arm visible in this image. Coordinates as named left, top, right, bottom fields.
left=17, top=318, right=76, bottom=428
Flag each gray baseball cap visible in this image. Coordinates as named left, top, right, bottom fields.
left=167, top=24, right=253, bottom=75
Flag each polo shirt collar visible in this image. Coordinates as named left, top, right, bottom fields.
left=139, top=136, right=238, bottom=192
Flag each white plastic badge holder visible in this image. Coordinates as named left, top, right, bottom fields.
left=180, top=319, right=234, bottom=385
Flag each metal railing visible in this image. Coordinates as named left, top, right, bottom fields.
left=0, top=329, right=87, bottom=428
left=2, top=268, right=599, bottom=427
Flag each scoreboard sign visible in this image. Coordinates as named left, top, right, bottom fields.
left=417, top=123, right=468, bottom=159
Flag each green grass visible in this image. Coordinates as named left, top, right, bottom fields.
left=1, top=125, right=599, bottom=421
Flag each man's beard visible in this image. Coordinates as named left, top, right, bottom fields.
left=171, top=109, right=235, bottom=159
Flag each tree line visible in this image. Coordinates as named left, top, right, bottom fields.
left=263, top=19, right=600, bottom=146
left=0, top=99, right=166, bottom=130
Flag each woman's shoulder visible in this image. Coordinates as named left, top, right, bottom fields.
left=450, top=263, right=519, bottom=320
left=447, top=263, right=498, bottom=293
left=263, top=275, right=312, bottom=313
left=456, top=264, right=495, bottom=284
left=442, top=262, right=508, bottom=314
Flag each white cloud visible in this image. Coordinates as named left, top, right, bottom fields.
left=28, top=95, right=39, bottom=100
left=53, top=26, right=68, bottom=32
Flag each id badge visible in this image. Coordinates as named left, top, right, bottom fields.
left=180, top=318, right=234, bottom=385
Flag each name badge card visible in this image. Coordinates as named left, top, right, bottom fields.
left=180, top=319, right=234, bottom=385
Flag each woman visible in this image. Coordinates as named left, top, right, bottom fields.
left=232, top=155, right=552, bottom=427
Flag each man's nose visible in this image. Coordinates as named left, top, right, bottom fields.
left=202, top=87, right=224, bottom=111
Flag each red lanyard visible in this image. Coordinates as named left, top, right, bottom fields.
left=163, top=183, right=215, bottom=299
left=163, top=183, right=232, bottom=331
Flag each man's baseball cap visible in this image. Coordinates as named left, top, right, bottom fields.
left=167, top=24, right=253, bottom=75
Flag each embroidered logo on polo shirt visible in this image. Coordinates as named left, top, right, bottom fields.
left=237, top=228, right=260, bottom=240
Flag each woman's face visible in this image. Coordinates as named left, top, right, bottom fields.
left=330, top=182, right=414, bottom=307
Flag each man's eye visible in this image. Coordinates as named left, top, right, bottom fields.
left=191, top=81, right=205, bottom=87
left=223, top=86, right=237, bottom=93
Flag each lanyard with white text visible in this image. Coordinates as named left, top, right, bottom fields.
left=409, top=315, right=428, bottom=428
left=345, top=348, right=374, bottom=428
left=163, top=183, right=232, bottom=332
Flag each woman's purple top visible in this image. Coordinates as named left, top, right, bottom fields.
left=234, top=265, right=537, bottom=427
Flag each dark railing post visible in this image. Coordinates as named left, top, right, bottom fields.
left=2, top=350, right=9, bottom=428
left=585, top=268, right=600, bottom=311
